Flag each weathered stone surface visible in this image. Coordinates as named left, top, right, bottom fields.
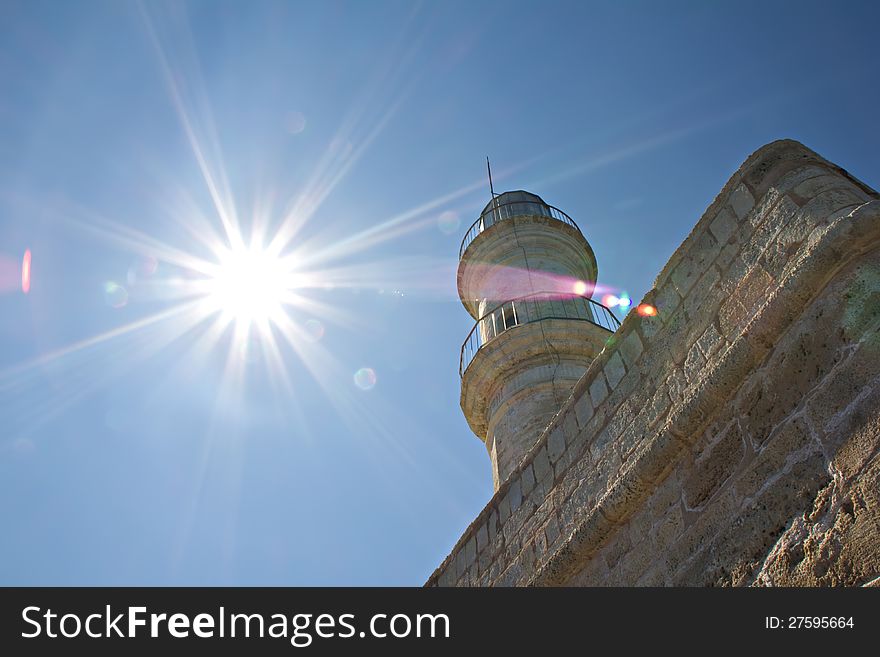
left=684, top=421, right=746, bottom=509
left=754, top=450, right=880, bottom=587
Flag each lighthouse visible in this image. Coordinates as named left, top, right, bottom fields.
left=457, top=190, right=619, bottom=490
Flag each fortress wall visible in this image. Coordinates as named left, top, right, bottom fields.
left=427, top=140, right=880, bottom=587
left=566, top=247, right=880, bottom=585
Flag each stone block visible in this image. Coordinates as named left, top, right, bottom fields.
left=618, top=329, right=644, bottom=369
left=532, top=446, right=552, bottom=483
left=683, top=343, right=707, bottom=385
left=601, top=525, right=632, bottom=569
left=564, top=425, right=590, bottom=463
left=737, top=264, right=774, bottom=315
left=652, top=503, right=685, bottom=547
left=605, top=399, right=635, bottom=441
left=589, top=374, right=609, bottom=408
left=519, top=541, right=537, bottom=573
left=645, top=472, right=683, bottom=518
left=487, top=510, right=499, bottom=543
left=438, top=568, right=454, bottom=588
left=617, top=424, right=645, bottom=461
left=563, top=408, right=578, bottom=436
left=740, top=196, right=800, bottom=271
left=564, top=553, right=610, bottom=586
left=799, top=187, right=869, bottom=226
left=807, top=347, right=880, bottom=436
left=476, top=524, right=489, bottom=553
left=508, top=478, right=523, bottom=513
left=644, top=304, right=691, bottom=366
left=683, top=265, right=722, bottom=321
left=716, top=240, right=741, bottom=272
left=553, top=446, right=576, bottom=481
left=463, top=536, right=477, bottom=569
left=591, top=427, right=615, bottom=457
left=604, top=351, right=627, bottom=391
left=735, top=416, right=815, bottom=501
left=709, top=206, right=738, bottom=243
left=547, top=427, right=565, bottom=463
left=691, top=451, right=830, bottom=586
left=666, top=488, right=738, bottom=576
left=671, top=254, right=700, bottom=297
left=747, top=181, right=784, bottom=226
left=544, top=514, right=561, bottom=547
left=719, top=296, right=748, bottom=340
left=730, top=183, right=756, bottom=220
left=638, top=311, right=664, bottom=341
left=790, top=174, right=868, bottom=205
left=692, top=228, right=723, bottom=274
left=696, top=323, right=725, bottom=359
left=684, top=421, right=746, bottom=509
left=654, top=283, right=682, bottom=318
left=499, top=491, right=512, bottom=523
left=827, top=383, right=880, bottom=478
left=773, top=164, right=833, bottom=197
left=574, top=392, right=594, bottom=428
left=666, top=367, right=687, bottom=404
left=646, top=386, right=673, bottom=429
left=521, top=463, right=536, bottom=496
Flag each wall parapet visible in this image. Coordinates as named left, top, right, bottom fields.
left=427, top=140, right=879, bottom=587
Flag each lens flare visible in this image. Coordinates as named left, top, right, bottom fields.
left=353, top=367, right=377, bottom=390
left=573, top=280, right=589, bottom=295
left=104, top=282, right=129, bottom=308
left=284, top=111, right=307, bottom=135
left=127, top=255, right=159, bottom=285
left=21, top=249, right=31, bottom=294
left=601, top=292, right=632, bottom=309
left=437, top=210, right=460, bottom=235
left=637, top=303, right=657, bottom=317
left=304, top=318, right=325, bottom=341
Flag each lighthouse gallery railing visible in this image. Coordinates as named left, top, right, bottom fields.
left=460, top=292, right=620, bottom=376
left=459, top=199, right=582, bottom=259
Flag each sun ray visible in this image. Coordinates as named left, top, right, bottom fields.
left=0, top=299, right=204, bottom=383
left=60, top=205, right=221, bottom=278
left=137, top=1, right=245, bottom=253
left=263, top=5, right=429, bottom=260
left=291, top=157, right=538, bottom=271
left=0, top=299, right=215, bottom=446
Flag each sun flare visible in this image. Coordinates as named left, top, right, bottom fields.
left=203, top=245, right=290, bottom=327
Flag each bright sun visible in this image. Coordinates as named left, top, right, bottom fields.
left=204, top=245, right=289, bottom=326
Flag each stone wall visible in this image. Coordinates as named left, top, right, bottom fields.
left=427, top=140, right=880, bottom=587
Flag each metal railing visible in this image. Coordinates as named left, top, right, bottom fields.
left=459, top=292, right=620, bottom=376
left=459, top=199, right=583, bottom=258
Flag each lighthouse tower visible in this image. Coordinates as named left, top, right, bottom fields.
left=457, top=190, right=619, bottom=490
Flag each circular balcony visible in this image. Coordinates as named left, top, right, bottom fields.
left=459, top=292, right=620, bottom=376
left=459, top=193, right=583, bottom=259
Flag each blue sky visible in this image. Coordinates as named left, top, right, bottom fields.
left=0, top=0, right=877, bottom=585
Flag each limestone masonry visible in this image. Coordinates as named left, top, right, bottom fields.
left=430, top=140, right=880, bottom=586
